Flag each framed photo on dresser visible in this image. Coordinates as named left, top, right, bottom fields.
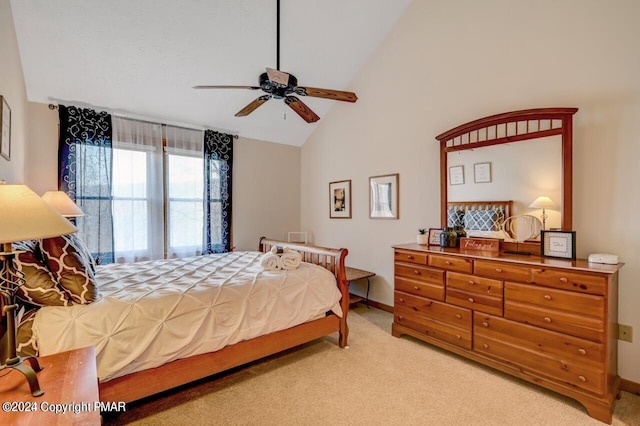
left=540, top=230, right=576, bottom=260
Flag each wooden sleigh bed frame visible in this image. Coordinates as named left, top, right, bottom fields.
left=98, top=237, right=349, bottom=403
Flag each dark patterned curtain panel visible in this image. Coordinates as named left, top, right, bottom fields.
left=58, top=105, right=115, bottom=264
left=203, top=130, right=233, bottom=253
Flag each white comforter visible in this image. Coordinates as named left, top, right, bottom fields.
left=32, top=251, right=342, bottom=382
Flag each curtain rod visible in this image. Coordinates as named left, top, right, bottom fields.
left=48, top=104, right=239, bottom=138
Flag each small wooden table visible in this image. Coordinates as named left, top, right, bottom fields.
left=0, top=346, right=100, bottom=425
left=345, top=266, right=376, bottom=307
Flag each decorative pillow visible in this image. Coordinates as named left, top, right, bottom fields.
left=447, top=209, right=465, bottom=227
left=16, top=307, right=39, bottom=357
left=12, top=240, right=73, bottom=307
left=41, top=235, right=100, bottom=304
left=463, top=209, right=505, bottom=231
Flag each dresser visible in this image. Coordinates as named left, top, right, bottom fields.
left=392, top=243, right=622, bottom=424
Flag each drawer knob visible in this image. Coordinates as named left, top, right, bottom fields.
left=398, top=315, right=404, bottom=321
left=544, top=317, right=552, bottom=323
left=495, top=268, right=503, bottom=273
left=413, top=270, right=420, bottom=275
left=578, top=375, right=586, bottom=382
left=544, top=294, right=552, bottom=301
left=456, top=334, right=461, bottom=339
left=560, top=277, right=568, bottom=283
left=468, top=297, right=475, bottom=303
left=482, top=322, right=489, bottom=327
left=399, top=298, right=404, bottom=303
left=445, top=261, right=452, bottom=265
left=414, top=285, right=419, bottom=290
left=578, top=348, right=587, bottom=355
left=483, top=343, right=489, bottom=349
left=407, top=255, right=414, bottom=260
left=468, top=280, right=475, bottom=285
left=455, top=314, right=462, bottom=319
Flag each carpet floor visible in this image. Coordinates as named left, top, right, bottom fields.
left=103, top=305, right=640, bottom=425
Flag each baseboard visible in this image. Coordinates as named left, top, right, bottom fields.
left=620, top=378, right=640, bottom=396
left=363, top=299, right=393, bottom=313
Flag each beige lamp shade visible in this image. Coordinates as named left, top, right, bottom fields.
left=529, top=196, right=557, bottom=210
left=42, top=190, right=85, bottom=217
left=0, top=184, right=77, bottom=245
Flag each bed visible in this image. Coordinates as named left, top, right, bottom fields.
left=12, top=237, right=349, bottom=403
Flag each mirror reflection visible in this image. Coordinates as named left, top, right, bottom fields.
left=447, top=135, right=562, bottom=230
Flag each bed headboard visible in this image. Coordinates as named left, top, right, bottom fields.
left=447, top=200, right=513, bottom=217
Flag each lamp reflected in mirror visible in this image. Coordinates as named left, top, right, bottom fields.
left=529, top=195, right=557, bottom=230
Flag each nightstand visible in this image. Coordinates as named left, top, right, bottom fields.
left=346, top=266, right=375, bottom=307
left=0, top=346, right=100, bottom=425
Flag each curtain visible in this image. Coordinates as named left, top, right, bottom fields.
left=58, top=105, right=114, bottom=264
left=111, top=117, right=164, bottom=263
left=164, top=125, right=205, bottom=258
left=203, top=130, right=233, bottom=253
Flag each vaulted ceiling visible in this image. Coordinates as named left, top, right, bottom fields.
left=11, top=0, right=412, bottom=146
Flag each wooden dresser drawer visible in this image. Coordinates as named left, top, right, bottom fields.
left=395, top=276, right=444, bottom=300
left=429, top=254, right=473, bottom=273
left=394, top=249, right=428, bottom=265
left=474, top=260, right=531, bottom=282
left=504, top=284, right=605, bottom=342
left=531, top=268, right=607, bottom=295
left=474, top=313, right=605, bottom=394
left=395, top=262, right=444, bottom=285
left=395, top=304, right=471, bottom=350
left=395, top=291, right=472, bottom=328
left=446, top=272, right=503, bottom=316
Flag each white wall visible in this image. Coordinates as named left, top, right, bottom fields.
left=301, top=0, right=640, bottom=382
left=0, top=0, right=28, bottom=183
left=232, top=136, right=301, bottom=250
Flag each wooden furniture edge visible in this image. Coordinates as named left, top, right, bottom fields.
left=392, top=323, right=618, bottom=424
left=100, top=315, right=339, bottom=403
left=99, top=238, right=349, bottom=403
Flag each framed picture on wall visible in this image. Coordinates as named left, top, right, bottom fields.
left=474, top=162, right=491, bottom=183
left=449, top=165, right=464, bottom=185
left=370, top=173, right=399, bottom=219
left=0, top=95, right=11, bottom=161
left=329, top=179, right=352, bottom=219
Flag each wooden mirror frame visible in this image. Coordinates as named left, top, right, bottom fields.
left=436, top=107, right=578, bottom=233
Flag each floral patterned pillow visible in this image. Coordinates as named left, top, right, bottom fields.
left=16, top=307, right=39, bottom=357
left=41, top=235, right=100, bottom=304
left=12, top=240, right=72, bottom=307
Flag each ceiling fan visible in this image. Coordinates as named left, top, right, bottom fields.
left=193, top=0, right=357, bottom=123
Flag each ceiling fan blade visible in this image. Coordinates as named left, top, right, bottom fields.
left=266, top=67, right=290, bottom=87
left=235, top=95, right=271, bottom=117
left=285, top=96, right=320, bottom=123
left=295, top=86, right=357, bottom=103
left=193, top=85, right=260, bottom=90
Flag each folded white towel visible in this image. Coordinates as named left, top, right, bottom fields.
left=260, top=253, right=283, bottom=271
left=280, top=250, right=302, bottom=270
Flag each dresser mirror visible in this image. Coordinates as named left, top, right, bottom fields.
left=435, top=108, right=578, bottom=247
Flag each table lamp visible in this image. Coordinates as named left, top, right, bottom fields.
left=41, top=191, right=85, bottom=217
left=528, top=195, right=557, bottom=230
left=0, top=184, right=77, bottom=396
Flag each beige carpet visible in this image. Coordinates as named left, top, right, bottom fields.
left=104, top=306, right=640, bottom=425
